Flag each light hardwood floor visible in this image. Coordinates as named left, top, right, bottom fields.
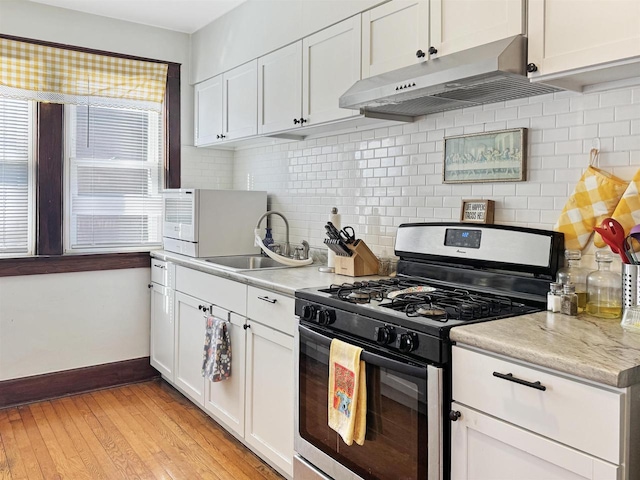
left=0, top=379, right=284, bottom=479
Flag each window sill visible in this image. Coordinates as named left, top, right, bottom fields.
left=0, top=252, right=150, bottom=277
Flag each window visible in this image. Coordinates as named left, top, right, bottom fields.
left=0, top=34, right=180, bottom=275
left=0, top=97, right=34, bottom=257
left=65, top=105, right=163, bottom=253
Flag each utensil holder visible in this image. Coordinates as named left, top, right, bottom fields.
left=334, top=241, right=379, bottom=277
left=622, top=264, right=640, bottom=309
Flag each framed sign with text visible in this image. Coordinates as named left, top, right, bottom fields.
left=460, top=199, right=495, bottom=224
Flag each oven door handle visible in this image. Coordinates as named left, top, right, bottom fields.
left=299, top=324, right=428, bottom=379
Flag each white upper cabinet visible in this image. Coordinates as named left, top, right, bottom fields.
left=430, top=0, right=525, bottom=57
left=194, top=74, right=224, bottom=146
left=303, top=16, right=362, bottom=125
left=528, top=0, right=640, bottom=86
left=258, top=41, right=303, bottom=135
left=224, top=59, right=258, bottom=140
left=194, top=60, right=257, bottom=146
left=362, top=0, right=430, bottom=78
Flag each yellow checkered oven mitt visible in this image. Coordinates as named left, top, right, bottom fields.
left=596, top=168, right=640, bottom=248
left=554, top=165, right=628, bottom=250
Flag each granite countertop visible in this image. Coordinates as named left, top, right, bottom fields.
left=450, top=311, right=640, bottom=388
left=151, top=250, right=383, bottom=297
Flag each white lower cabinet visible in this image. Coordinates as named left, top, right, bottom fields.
left=149, top=282, right=175, bottom=381
left=450, top=404, right=618, bottom=480
left=244, top=286, right=295, bottom=477
left=245, top=320, right=294, bottom=476
left=204, top=307, right=246, bottom=438
left=451, top=345, right=632, bottom=480
left=162, top=264, right=294, bottom=478
left=174, top=291, right=208, bottom=406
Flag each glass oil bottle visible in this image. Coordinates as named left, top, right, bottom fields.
left=586, top=250, right=622, bottom=319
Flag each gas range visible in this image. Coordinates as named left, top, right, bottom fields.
left=295, top=223, right=565, bottom=365
left=294, top=223, right=564, bottom=480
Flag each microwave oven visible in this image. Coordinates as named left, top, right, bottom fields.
left=162, top=189, right=267, bottom=257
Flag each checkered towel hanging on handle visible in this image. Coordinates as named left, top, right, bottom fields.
left=554, top=149, right=628, bottom=250
left=595, top=167, right=640, bottom=249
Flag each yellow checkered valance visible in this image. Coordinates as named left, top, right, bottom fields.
left=0, top=38, right=168, bottom=111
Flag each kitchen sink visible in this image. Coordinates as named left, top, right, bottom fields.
left=203, top=255, right=290, bottom=271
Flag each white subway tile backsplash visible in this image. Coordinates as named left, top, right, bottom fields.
left=584, top=107, right=615, bottom=124
left=179, top=85, right=640, bottom=256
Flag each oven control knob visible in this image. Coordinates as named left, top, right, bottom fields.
left=301, top=305, right=317, bottom=321
left=374, top=326, right=394, bottom=345
left=397, top=333, right=418, bottom=353
left=317, top=309, right=335, bottom=325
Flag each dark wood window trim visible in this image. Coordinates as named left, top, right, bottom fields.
left=0, top=34, right=180, bottom=277
left=0, top=252, right=151, bottom=278
left=37, top=103, right=64, bottom=255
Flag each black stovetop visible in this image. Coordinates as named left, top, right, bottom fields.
left=295, top=275, right=542, bottom=338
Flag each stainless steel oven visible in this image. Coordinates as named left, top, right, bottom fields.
left=294, top=223, right=564, bottom=480
left=296, top=324, right=442, bottom=480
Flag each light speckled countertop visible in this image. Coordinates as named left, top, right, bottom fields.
left=153, top=251, right=640, bottom=388
left=151, top=250, right=382, bottom=297
left=450, top=311, right=640, bottom=388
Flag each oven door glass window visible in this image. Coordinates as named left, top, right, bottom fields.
left=299, top=325, right=429, bottom=480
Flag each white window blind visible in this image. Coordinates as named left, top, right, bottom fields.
left=0, top=98, right=33, bottom=256
left=66, top=105, right=163, bottom=252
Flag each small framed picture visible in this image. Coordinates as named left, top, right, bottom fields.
left=443, top=128, right=527, bottom=183
left=460, top=199, right=495, bottom=224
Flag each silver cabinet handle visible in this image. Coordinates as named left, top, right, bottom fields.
left=257, top=296, right=277, bottom=304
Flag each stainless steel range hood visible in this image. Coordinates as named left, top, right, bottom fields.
left=339, top=35, right=561, bottom=121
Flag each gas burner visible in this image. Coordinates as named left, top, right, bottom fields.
left=406, top=303, right=448, bottom=321
left=339, top=288, right=384, bottom=304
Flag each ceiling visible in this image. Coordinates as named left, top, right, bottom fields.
left=27, top=0, right=248, bottom=34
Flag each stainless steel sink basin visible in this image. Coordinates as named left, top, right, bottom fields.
left=203, top=255, right=289, bottom=271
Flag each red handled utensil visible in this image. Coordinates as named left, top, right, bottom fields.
left=593, top=217, right=629, bottom=263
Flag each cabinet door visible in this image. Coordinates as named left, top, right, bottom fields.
left=204, top=309, right=246, bottom=438
left=258, top=41, right=303, bottom=135
left=194, top=75, right=223, bottom=146
left=450, top=404, right=619, bottom=480
left=245, top=321, right=294, bottom=477
left=361, top=0, right=429, bottom=78
left=150, top=283, right=175, bottom=381
left=223, top=60, right=258, bottom=140
left=528, top=0, right=640, bottom=78
left=430, top=0, right=524, bottom=57
left=303, top=16, right=361, bottom=125
left=174, top=291, right=206, bottom=406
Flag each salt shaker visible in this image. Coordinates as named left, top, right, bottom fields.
left=547, top=282, right=562, bottom=313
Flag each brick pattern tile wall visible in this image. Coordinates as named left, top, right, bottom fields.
left=181, top=146, right=234, bottom=189
left=190, top=86, right=640, bottom=268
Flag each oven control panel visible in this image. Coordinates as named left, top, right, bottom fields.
left=295, top=299, right=444, bottom=364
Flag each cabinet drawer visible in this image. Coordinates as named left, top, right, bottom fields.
left=175, top=266, right=246, bottom=315
left=452, top=346, right=623, bottom=464
left=151, top=259, right=170, bottom=286
left=247, top=286, right=295, bottom=336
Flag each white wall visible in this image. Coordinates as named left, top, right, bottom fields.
left=229, top=85, right=640, bottom=268
left=0, top=0, right=193, bottom=379
left=0, top=270, right=150, bottom=380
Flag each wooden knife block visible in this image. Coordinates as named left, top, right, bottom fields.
left=334, top=240, right=379, bottom=277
